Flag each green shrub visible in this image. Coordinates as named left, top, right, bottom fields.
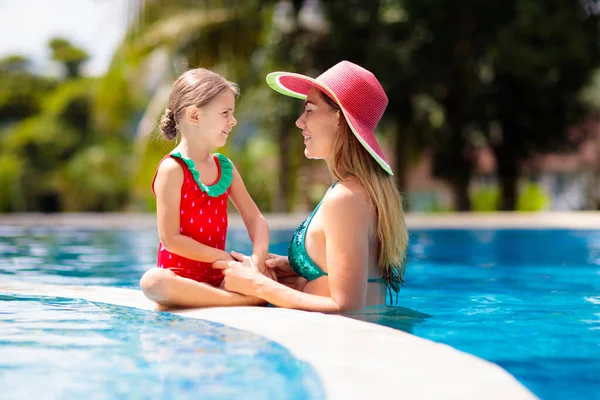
left=516, top=182, right=549, bottom=211
left=471, top=186, right=499, bottom=212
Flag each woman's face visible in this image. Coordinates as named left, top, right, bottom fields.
left=295, top=87, right=339, bottom=160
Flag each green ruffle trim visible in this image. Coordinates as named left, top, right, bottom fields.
left=170, top=152, right=233, bottom=197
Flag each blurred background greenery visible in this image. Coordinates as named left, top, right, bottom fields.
left=2, top=0, right=600, bottom=214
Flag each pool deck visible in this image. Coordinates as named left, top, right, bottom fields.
left=1, top=211, right=578, bottom=399
left=1, top=211, right=600, bottom=230
left=0, top=280, right=536, bottom=400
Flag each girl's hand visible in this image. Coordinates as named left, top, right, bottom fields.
left=213, top=253, right=265, bottom=296
left=232, top=251, right=277, bottom=281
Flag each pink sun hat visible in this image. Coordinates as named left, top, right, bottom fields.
left=266, top=60, right=393, bottom=175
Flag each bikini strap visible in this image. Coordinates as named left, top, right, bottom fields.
left=331, top=172, right=352, bottom=188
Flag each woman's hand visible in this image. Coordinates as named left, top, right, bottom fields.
left=265, top=253, right=292, bottom=274
left=265, top=254, right=307, bottom=291
left=248, top=252, right=277, bottom=281
left=213, top=252, right=267, bottom=296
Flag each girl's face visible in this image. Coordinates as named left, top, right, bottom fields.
left=295, top=87, right=339, bottom=160
left=186, top=90, right=237, bottom=148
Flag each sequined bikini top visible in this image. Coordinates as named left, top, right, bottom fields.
left=288, top=179, right=382, bottom=283
left=287, top=182, right=338, bottom=281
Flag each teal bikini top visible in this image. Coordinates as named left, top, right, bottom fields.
left=288, top=180, right=383, bottom=283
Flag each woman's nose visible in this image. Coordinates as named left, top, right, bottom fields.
left=295, top=114, right=305, bottom=129
left=230, top=115, right=237, bottom=127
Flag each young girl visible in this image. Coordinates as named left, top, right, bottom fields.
left=140, top=68, right=271, bottom=308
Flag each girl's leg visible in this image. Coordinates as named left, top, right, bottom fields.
left=140, top=268, right=265, bottom=308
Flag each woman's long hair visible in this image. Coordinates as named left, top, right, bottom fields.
left=323, top=92, right=408, bottom=302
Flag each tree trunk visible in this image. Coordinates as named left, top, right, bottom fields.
left=443, top=93, right=473, bottom=212
left=497, top=167, right=519, bottom=211
left=394, top=124, right=409, bottom=208
left=450, top=174, right=472, bottom=211
left=492, top=125, right=520, bottom=211
left=393, top=103, right=415, bottom=210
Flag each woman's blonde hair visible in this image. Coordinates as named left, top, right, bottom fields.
left=160, top=68, right=240, bottom=140
left=322, top=92, right=408, bottom=302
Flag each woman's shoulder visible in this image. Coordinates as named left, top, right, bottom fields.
left=321, top=179, right=372, bottom=219
left=318, top=180, right=374, bottom=240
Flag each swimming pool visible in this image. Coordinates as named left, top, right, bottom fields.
left=1, top=294, right=324, bottom=399
left=0, top=225, right=328, bottom=399
left=396, top=229, right=600, bottom=400
left=0, top=224, right=598, bottom=399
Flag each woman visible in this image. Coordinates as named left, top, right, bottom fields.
left=214, top=60, right=408, bottom=312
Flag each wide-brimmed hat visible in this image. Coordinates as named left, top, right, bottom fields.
left=266, top=60, right=392, bottom=175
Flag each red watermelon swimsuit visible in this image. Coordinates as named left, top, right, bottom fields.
left=152, top=151, right=233, bottom=287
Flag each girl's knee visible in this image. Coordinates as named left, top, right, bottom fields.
left=140, top=268, right=173, bottom=300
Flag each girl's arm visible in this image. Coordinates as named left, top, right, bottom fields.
left=155, top=158, right=231, bottom=262
left=228, top=164, right=270, bottom=271
left=220, top=187, right=371, bottom=312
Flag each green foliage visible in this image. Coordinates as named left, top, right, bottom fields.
left=0, top=55, right=30, bottom=73
left=49, top=37, right=90, bottom=79
left=230, top=137, right=278, bottom=212
left=0, top=153, right=25, bottom=212
left=516, top=183, right=550, bottom=212
left=130, top=133, right=174, bottom=212
left=471, top=186, right=500, bottom=212
left=2, top=116, right=80, bottom=169
left=0, top=55, right=55, bottom=123
left=56, top=141, right=132, bottom=211
left=0, top=116, right=80, bottom=211
left=470, top=182, right=550, bottom=212
left=0, top=41, right=133, bottom=212
left=45, top=78, right=96, bottom=134
left=1, top=1, right=599, bottom=213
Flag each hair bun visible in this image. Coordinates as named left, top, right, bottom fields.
left=160, top=108, right=177, bottom=140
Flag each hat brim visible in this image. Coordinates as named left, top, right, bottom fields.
left=266, top=72, right=393, bottom=175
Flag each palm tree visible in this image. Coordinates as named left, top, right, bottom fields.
left=94, top=0, right=278, bottom=209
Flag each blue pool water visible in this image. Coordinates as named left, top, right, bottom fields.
left=0, top=226, right=325, bottom=399
left=0, top=294, right=324, bottom=400
left=1, top=225, right=599, bottom=399
left=397, top=229, right=600, bottom=400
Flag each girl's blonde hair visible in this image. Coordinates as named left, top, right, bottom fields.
left=322, top=92, right=408, bottom=302
left=160, top=68, right=240, bottom=140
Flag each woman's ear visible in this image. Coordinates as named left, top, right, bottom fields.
left=185, top=106, right=200, bottom=124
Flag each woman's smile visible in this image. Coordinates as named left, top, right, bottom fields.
left=302, top=131, right=312, bottom=143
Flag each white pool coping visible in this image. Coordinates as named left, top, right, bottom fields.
left=1, top=280, right=537, bottom=400
left=2, top=211, right=600, bottom=230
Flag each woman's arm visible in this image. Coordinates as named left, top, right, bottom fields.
left=228, top=164, right=270, bottom=271
left=218, top=187, right=372, bottom=312
left=155, top=158, right=231, bottom=262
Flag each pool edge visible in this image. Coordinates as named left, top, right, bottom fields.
left=0, top=281, right=537, bottom=400
left=2, top=211, right=600, bottom=230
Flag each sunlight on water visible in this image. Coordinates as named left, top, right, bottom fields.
left=0, top=294, right=325, bottom=400
left=392, top=229, right=600, bottom=400
left=1, top=226, right=599, bottom=399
